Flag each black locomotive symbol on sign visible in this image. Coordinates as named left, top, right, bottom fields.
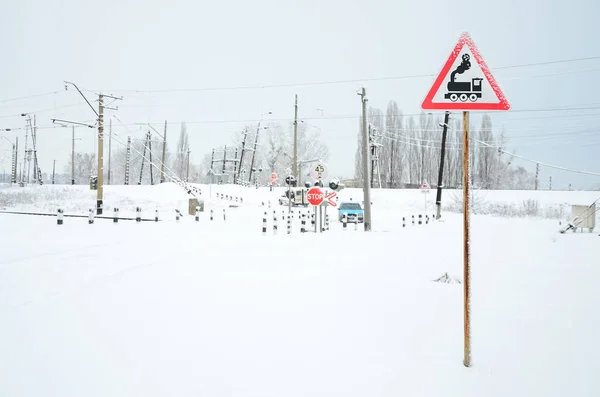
left=444, top=54, right=483, bottom=103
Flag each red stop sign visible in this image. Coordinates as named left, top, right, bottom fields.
left=306, top=187, right=324, bottom=206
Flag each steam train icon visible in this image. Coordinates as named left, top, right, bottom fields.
left=444, top=53, right=483, bottom=102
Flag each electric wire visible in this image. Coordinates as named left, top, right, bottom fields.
left=2, top=55, right=599, bottom=103
left=84, top=56, right=600, bottom=94
left=378, top=130, right=600, bottom=177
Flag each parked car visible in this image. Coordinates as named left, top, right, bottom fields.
left=338, top=201, right=364, bottom=223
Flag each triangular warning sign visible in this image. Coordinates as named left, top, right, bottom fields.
left=421, top=32, right=510, bottom=111
left=420, top=180, right=430, bottom=189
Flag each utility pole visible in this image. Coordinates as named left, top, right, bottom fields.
left=222, top=145, right=227, bottom=174
left=5, top=137, right=18, bottom=183
left=32, top=115, right=38, bottom=183
left=148, top=131, right=154, bottom=185
left=107, top=118, right=112, bottom=185
left=125, top=136, right=131, bottom=185
left=359, top=87, right=372, bottom=231
left=161, top=120, right=167, bottom=183
left=71, top=126, right=75, bottom=185
left=237, top=127, right=249, bottom=181
left=97, top=94, right=105, bottom=214
left=535, top=163, right=540, bottom=190
left=369, top=125, right=374, bottom=188
left=292, top=94, right=299, bottom=180
left=138, top=132, right=148, bottom=185
left=62, top=82, right=121, bottom=213
left=233, top=148, right=239, bottom=184
left=23, top=117, right=30, bottom=184
left=13, top=137, right=18, bottom=184
left=248, top=125, right=261, bottom=182
left=368, top=126, right=382, bottom=189
left=388, top=127, right=395, bottom=188
left=9, top=142, right=16, bottom=183
left=95, top=92, right=121, bottom=214
left=186, top=148, right=191, bottom=182
left=549, top=176, right=552, bottom=191
left=435, top=111, right=450, bottom=220
left=52, top=160, right=56, bottom=184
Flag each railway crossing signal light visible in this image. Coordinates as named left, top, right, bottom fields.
left=285, top=176, right=297, bottom=187
left=328, top=178, right=345, bottom=192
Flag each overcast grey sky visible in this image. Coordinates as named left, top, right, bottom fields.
left=1, top=0, right=599, bottom=189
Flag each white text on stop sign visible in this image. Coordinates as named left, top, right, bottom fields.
left=307, top=192, right=323, bottom=200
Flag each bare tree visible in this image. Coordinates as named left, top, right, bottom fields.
left=354, top=117, right=364, bottom=184
left=262, top=123, right=288, bottom=174
left=64, top=152, right=96, bottom=184
left=476, top=114, right=496, bottom=188
left=384, top=101, right=405, bottom=187
left=174, top=122, right=190, bottom=179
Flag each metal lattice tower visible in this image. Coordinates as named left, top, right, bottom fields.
left=369, top=125, right=383, bottom=189
left=138, top=131, right=155, bottom=185
left=10, top=145, right=17, bottom=183
left=124, top=136, right=131, bottom=185
left=209, top=145, right=240, bottom=184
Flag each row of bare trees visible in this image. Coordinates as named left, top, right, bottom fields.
left=355, top=100, right=535, bottom=190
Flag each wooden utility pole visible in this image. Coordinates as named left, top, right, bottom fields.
left=359, top=87, right=372, bottom=231
left=292, top=94, right=299, bottom=179
left=71, top=126, right=75, bottom=185
left=435, top=111, right=450, bottom=220
left=52, top=160, right=56, bottom=184
left=107, top=118, right=112, bottom=185
left=160, top=120, right=167, bottom=183
left=94, top=92, right=121, bottom=213
left=535, top=163, right=540, bottom=190
left=97, top=94, right=104, bottom=215
left=462, top=111, right=471, bottom=368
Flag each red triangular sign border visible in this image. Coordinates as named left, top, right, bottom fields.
left=421, top=32, right=510, bottom=111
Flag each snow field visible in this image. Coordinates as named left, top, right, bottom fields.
left=0, top=183, right=599, bottom=396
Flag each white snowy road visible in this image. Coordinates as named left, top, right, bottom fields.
left=0, top=202, right=599, bottom=396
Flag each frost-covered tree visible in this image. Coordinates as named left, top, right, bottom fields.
left=64, top=152, right=96, bottom=184
left=174, top=122, right=190, bottom=179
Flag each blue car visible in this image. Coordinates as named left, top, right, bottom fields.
left=338, top=201, right=364, bottom=223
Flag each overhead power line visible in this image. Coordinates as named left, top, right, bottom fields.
left=0, top=91, right=62, bottom=104
left=91, top=58, right=600, bottom=93
left=477, top=139, right=600, bottom=177
left=1, top=104, right=599, bottom=133
left=2, top=55, right=597, bottom=104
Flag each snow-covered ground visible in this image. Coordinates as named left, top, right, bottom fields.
left=0, top=183, right=599, bottom=397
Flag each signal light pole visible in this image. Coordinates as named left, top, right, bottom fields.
left=435, top=111, right=450, bottom=220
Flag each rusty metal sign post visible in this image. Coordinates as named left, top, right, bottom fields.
left=462, top=111, right=471, bottom=367
left=421, top=32, right=510, bottom=368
